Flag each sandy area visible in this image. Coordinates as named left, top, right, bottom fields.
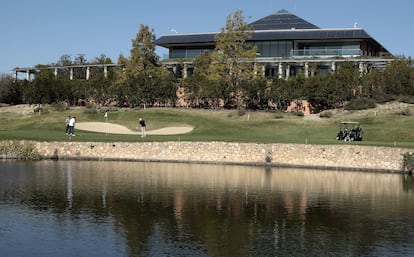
left=0, top=104, right=193, bottom=135
left=0, top=104, right=35, bottom=115
left=76, top=122, right=193, bottom=135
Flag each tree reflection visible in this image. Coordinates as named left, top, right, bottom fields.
left=1, top=161, right=414, bottom=256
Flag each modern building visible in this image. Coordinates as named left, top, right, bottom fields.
left=155, top=10, right=393, bottom=79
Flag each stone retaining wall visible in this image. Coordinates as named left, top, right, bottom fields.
left=32, top=141, right=410, bottom=173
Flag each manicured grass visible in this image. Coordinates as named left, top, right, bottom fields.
left=0, top=106, right=413, bottom=148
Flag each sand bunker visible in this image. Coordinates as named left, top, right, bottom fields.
left=76, top=122, right=193, bottom=135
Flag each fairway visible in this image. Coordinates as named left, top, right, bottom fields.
left=0, top=102, right=413, bottom=148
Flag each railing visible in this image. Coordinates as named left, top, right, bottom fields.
left=292, top=48, right=362, bottom=57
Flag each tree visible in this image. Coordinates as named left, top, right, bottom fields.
left=360, top=69, right=387, bottom=101
left=22, top=69, right=67, bottom=104
left=74, top=54, right=87, bottom=65
left=303, top=73, right=336, bottom=111
left=332, top=62, right=359, bottom=104
left=0, top=73, right=22, bottom=104
left=266, top=78, right=290, bottom=111
left=382, top=59, right=413, bottom=96
left=118, top=24, right=175, bottom=107
left=210, top=10, right=258, bottom=108
left=183, top=50, right=215, bottom=107
left=241, top=76, right=268, bottom=110
left=57, top=54, right=72, bottom=66
left=92, top=54, right=113, bottom=64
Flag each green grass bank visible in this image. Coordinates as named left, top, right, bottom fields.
left=0, top=103, right=413, bottom=148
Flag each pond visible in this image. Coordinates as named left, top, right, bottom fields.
left=1, top=160, right=414, bottom=257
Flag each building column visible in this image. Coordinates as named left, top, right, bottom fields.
left=331, top=61, right=336, bottom=74
left=359, top=62, right=367, bottom=76
left=13, top=71, right=18, bottom=81
left=70, top=68, right=73, bottom=80
left=173, top=66, right=177, bottom=78
left=285, top=64, right=290, bottom=79
left=278, top=63, right=283, bottom=79
left=310, top=62, right=315, bottom=77
left=104, top=66, right=108, bottom=78
left=304, top=62, right=309, bottom=78
left=54, top=68, right=58, bottom=77
left=86, top=66, right=90, bottom=80
left=26, top=69, right=30, bottom=81
left=183, top=63, right=188, bottom=79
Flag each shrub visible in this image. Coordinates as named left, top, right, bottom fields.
left=403, top=152, right=414, bottom=174
left=319, top=111, right=333, bottom=118
left=400, top=96, right=414, bottom=104
left=274, top=113, right=284, bottom=119
left=51, top=103, right=68, bottom=111
left=291, top=111, right=304, bottom=117
left=395, top=108, right=411, bottom=116
left=344, top=98, right=376, bottom=110
left=84, top=106, right=98, bottom=114
left=33, top=105, right=49, bottom=114
left=373, top=94, right=396, bottom=104
left=238, top=108, right=246, bottom=116
left=0, top=141, right=39, bottom=160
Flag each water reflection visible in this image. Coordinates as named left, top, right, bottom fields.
left=0, top=160, right=414, bottom=257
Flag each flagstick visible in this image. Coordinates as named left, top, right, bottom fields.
left=105, top=117, right=107, bottom=136
left=104, top=111, right=108, bottom=136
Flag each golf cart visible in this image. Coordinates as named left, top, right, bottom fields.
left=336, top=121, right=363, bottom=141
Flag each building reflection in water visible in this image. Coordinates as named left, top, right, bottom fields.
left=65, top=161, right=73, bottom=209
left=1, top=160, right=413, bottom=256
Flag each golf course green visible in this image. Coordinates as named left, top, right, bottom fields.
left=0, top=102, right=413, bottom=148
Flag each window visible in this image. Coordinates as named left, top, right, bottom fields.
left=253, top=40, right=293, bottom=57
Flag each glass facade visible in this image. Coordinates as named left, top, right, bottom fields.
left=171, top=48, right=214, bottom=59
left=252, top=40, right=293, bottom=57
left=294, top=42, right=361, bottom=56
left=169, top=41, right=362, bottom=59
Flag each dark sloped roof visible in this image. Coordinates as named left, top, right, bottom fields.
left=248, top=12, right=319, bottom=30
left=156, top=33, right=216, bottom=46
left=252, top=28, right=371, bottom=41
left=155, top=29, right=372, bottom=47
left=155, top=11, right=389, bottom=54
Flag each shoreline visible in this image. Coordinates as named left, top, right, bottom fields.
left=21, top=141, right=411, bottom=174
left=1, top=140, right=411, bottom=174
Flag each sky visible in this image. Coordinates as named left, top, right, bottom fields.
left=1, top=0, right=413, bottom=74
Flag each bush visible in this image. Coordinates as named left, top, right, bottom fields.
left=403, top=152, right=414, bottom=174
left=291, top=111, right=304, bottom=117
left=238, top=108, right=246, bottom=116
left=319, top=111, right=333, bottom=118
left=400, top=96, right=414, bottom=104
left=373, top=94, right=396, bottom=104
left=33, top=105, right=49, bottom=114
left=102, top=107, right=119, bottom=112
left=51, top=103, right=68, bottom=111
left=395, top=108, right=411, bottom=116
left=84, top=106, right=98, bottom=114
left=344, top=98, right=376, bottom=110
left=0, top=141, right=39, bottom=160
left=274, top=113, right=284, bottom=119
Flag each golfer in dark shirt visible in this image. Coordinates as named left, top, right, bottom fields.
left=139, top=118, right=146, bottom=138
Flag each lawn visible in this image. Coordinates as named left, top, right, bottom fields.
left=0, top=104, right=413, bottom=148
